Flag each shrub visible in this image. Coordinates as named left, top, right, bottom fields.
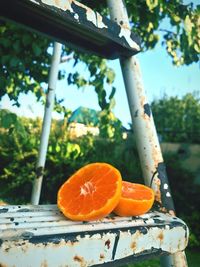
left=165, top=153, right=200, bottom=248
left=0, top=110, right=199, bottom=248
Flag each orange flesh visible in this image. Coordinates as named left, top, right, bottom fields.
left=122, top=182, right=153, bottom=200
left=113, top=181, right=155, bottom=217
left=57, top=163, right=122, bottom=221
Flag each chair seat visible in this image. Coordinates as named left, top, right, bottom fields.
left=0, top=204, right=188, bottom=267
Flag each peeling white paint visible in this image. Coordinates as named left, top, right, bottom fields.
left=40, top=0, right=108, bottom=29
left=164, top=183, right=168, bottom=190
left=96, top=13, right=108, bottom=29
left=27, top=0, right=140, bottom=57
left=0, top=205, right=188, bottom=266
left=166, top=192, right=171, bottom=197
left=30, top=0, right=40, bottom=5
left=74, top=0, right=108, bottom=29
left=41, top=0, right=73, bottom=12
left=74, top=13, right=79, bottom=21
left=119, top=27, right=140, bottom=51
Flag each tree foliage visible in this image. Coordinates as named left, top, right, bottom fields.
left=0, top=22, right=51, bottom=104
left=151, top=93, right=200, bottom=143
left=82, top=0, right=200, bottom=65
left=0, top=1, right=199, bottom=119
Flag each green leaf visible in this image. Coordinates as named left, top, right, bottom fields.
left=55, top=144, right=61, bottom=153
left=106, top=69, right=115, bottom=84
left=194, top=43, right=200, bottom=53
left=22, top=34, right=31, bottom=45
left=13, top=40, right=20, bottom=53
left=0, top=38, right=11, bottom=47
left=32, top=43, right=42, bottom=56
left=184, top=15, right=193, bottom=33
left=88, top=64, right=97, bottom=76
left=146, top=0, right=158, bottom=10
left=9, top=57, right=19, bottom=67
left=1, top=113, right=17, bottom=128
left=109, top=87, right=116, bottom=100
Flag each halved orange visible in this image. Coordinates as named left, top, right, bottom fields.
left=113, top=181, right=155, bottom=216
left=57, top=162, right=122, bottom=221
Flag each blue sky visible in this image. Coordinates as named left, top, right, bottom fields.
left=1, top=1, right=199, bottom=127
left=1, top=42, right=199, bottom=127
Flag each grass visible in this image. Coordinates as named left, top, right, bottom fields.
left=121, top=250, right=200, bottom=267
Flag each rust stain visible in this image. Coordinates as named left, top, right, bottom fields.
left=105, top=239, right=111, bottom=249
left=74, top=255, right=84, bottom=263
left=173, top=251, right=188, bottom=267
left=168, top=210, right=175, bottom=216
left=152, top=175, right=162, bottom=204
left=67, top=240, right=78, bottom=246
left=140, top=95, right=146, bottom=108
left=40, top=260, right=48, bottom=267
left=158, top=232, right=164, bottom=241
left=99, top=253, right=105, bottom=260
left=154, top=177, right=161, bottom=186
left=155, top=189, right=161, bottom=204
left=20, top=241, right=30, bottom=253
left=131, top=241, right=136, bottom=250
left=177, top=239, right=182, bottom=250
left=152, top=146, right=162, bottom=169
left=121, top=24, right=131, bottom=30
left=159, top=206, right=168, bottom=213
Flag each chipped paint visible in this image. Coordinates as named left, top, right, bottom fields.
left=74, top=0, right=108, bottom=29
left=0, top=205, right=189, bottom=266
left=164, top=183, right=168, bottom=190
left=108, top=12, right=188, bottom=267
left=41, top=0, right=73, bottom=12
left=119, top=27, right=140, bottom=50
left=4, top=0, right=140, bottom=59
left=143, top=103, right=151, bottom=118
left=105, top=239, right=111, bottom=249
left=1, top=0, right=140, bottom=59
left=119, top=55, right=175, bottom=213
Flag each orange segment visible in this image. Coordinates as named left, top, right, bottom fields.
left=113, top=181, right=155, bottom=216
left=57, top=162, right=122, bottom=221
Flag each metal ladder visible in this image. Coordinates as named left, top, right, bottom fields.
left=0, top=0, right=188, bottom=266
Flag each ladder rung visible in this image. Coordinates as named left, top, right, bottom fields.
left=0, top=0, right=141, bottom=59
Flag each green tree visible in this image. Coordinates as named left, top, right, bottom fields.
left=151, top=92, right=200, bottom=143
left=84, top=0, right=200, bottom=65
left=0, top=1, right=199, bottom=138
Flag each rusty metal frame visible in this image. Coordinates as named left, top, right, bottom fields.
left=0, top=0, right=140, bottom=59
left=107, top=0, right=188, bottom=266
